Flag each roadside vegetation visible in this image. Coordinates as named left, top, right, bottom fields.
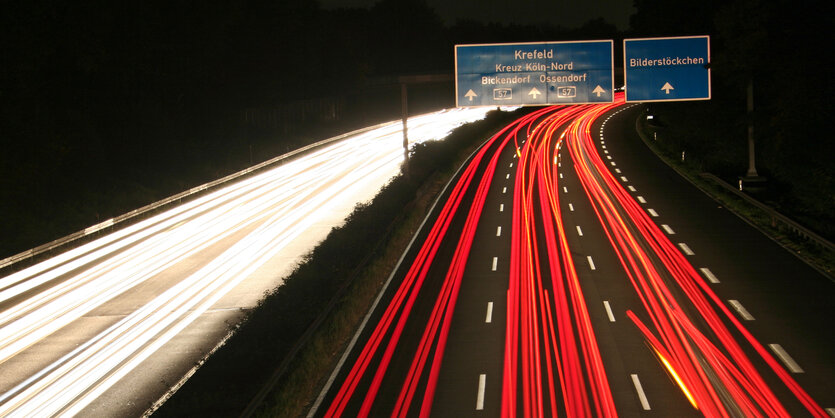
left=629, top=0, right=833, bottom=277
left=153, top=107, right=529, bottom=417
left=636, top=111, right=835, bottom=279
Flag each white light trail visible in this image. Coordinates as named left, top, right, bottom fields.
left=0, top=107, right=494, bottom=415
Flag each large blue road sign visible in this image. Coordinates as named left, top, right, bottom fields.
left=624, top=36, right=711, bottom=102
left=455, top=41, right=614, bottom=107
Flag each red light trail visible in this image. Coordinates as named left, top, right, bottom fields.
left=320, top=97, right=827, bottom=417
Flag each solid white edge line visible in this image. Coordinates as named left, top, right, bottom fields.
left=492, top=257, right=498, bottom=271
left=728, top=299, right=755, bottom=321
left=603, top=301, right=615, bottom=322
left=587, top=256, right=596, bottom=271
left=631, top=374, right=651, bottom=410
left=476, top=374, right=486, bottom=410
left=678, top=242, right=695, bottom=255
left=769, top=344, right=804, bottom=373
left=485, top=302, right=493, bottom=323
left=700, top=267, right=720, bottom=283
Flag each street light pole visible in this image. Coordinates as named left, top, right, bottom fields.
left=401, top=82, right=409, bottom=173
left=740, top=78, right=766, bottom=191
left=746, top=79, right=758, bottom=177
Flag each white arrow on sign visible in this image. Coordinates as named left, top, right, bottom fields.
left=661, top=82, right=674, bottom=94
left=528, top=87, right=541, bottom=99
left=465, top=89, right=478, bottom=101
left=592, top=85, right=606, bottom=97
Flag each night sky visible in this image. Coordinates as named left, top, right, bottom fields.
left=321, top=0, right=635, bottom=29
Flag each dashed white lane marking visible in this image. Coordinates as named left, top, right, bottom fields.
left=769, top=344, right=804, bottom=373
left=728, top=299, right=755, bottom=321
left=496, top=226, right=502, bottom=237
left=563, top=186, right=568, bottom=193
left=603, top=301, right=616, bottom=322
left=499, top=204, right=504, bottom=212
left=587, top=256, right=596, bottom=271
left=661, top=224, right=675, bottom=234
left=678, top=243, right=695, bottom=255
left=569, top=203, right=575, bottom=212
left=476, top=374, right=486, bottom=410
left=620, top=176, right=629, bottom=182
left=502, top=187, right=507, bottom=194
left=506, top=173, right=510, bottom=179
left=559, top=173, right=563, bottom=179
left=637, top=196, right=646, bottom=203
left=485, top=302, right=494, bottom=323
left=576, top=225, right=584, bottom=237
left=492, top=257, right=498, bottom=271
left=509, top=163, right=513, bottom=168
left=631, top=374, right=651, bottom=410
left=700, top=267, right=720, bottom=283
left=628, top=185, right=636, bottom=192
left=610, top=161, right=616, bottom=166
left=606, top=155, right=612, bottom=160
left=615, top=168, right=621, bottom=173
left=647, top=208, right=658, bottom=217
left=824, top=407, right=835, bottom=417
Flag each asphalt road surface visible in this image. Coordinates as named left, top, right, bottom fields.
left=310, top=97, right=833, bottom=417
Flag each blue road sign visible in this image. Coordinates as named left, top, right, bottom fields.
left=624, top=36, right=711, bottom=102
left=455, top=41, right=614, bottom=107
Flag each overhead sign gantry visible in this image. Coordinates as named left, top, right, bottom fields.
left=455, top=40, right=614, bottom=107
left=623, top=36, right=711, bottom=102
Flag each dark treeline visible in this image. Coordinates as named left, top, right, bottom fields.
left=0, top=0, right=618, bottom=259
left=1, top=0, right=832, bottom=259
left=630, top=0, right=834, bottom=239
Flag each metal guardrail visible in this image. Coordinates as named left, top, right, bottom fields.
left=633, top=106, right=835, bottom=255
left=0, top=121, right=396, bottom=271
left=699, top=173, right=835, bottom=253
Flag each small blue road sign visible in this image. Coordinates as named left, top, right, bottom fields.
left=624, top=36, right=711, bottom=102
left=455, top=41, right=614, bottom=107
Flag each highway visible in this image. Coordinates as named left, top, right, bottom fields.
left=311, top=96, right=834, bottom=417
left=0, top=107, right=495, bottom=417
